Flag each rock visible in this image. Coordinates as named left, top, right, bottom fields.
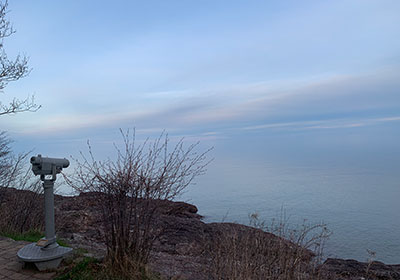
left=52, top=192, right=317, bottom=279
left=321, top=258, right=400, bottom=280
left=2, top=187, right=400, bottom=279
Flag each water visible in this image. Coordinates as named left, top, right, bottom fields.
left=183, top=158, right=400, bottom=264
left=15, top=121, right=400, bottom=264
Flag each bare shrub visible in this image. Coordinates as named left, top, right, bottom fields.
left=0, top=132, right=44, bottom=234
left=68, top=130, right=210, bottom=278
left=0, top=131, right=25, bottom=189
left=0, top=174, right=43, bottom=234
left=206, top=213, right=332, bottom=280
left=0, top=131, right=12, bottom=188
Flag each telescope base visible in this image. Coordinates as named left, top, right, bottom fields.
left=17, top=243, right=72, bottom=271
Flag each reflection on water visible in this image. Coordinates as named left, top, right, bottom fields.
left=183, top=159, right=400, bottom=264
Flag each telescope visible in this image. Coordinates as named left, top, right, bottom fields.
left=30, top=155, right=69, bottom=180
left=18, top=154, right=72, bottom=271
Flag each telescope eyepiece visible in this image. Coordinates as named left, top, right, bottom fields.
left=30, top=154, right=42, bottom=165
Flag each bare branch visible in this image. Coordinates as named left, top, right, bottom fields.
left=0, top=0, right=38, bottom=116
left=0, top=95, right=40, bottom=115
left=67, top=130, right=211, bottom=274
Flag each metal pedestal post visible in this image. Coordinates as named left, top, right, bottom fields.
left=43, top=180, right=57, bottom=249
left=17, top=180, right=72, bottom=271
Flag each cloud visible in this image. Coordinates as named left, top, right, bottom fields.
left=242, top=116, right=400, bottom=132
left=3, top=68, right=399, bottom=137
left=145, top=69, right=400, bottom=130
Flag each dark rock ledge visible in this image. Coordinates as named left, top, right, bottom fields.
left=2, top=188, right=400, bottom=279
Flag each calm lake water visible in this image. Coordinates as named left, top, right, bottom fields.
left=26, top=122, right=400, bottom=264
left=183, top=157, right=400, bottom=264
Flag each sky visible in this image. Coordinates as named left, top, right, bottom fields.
left=1, top=0, right=400, bottom=263
left=1, top=0, right=399, bottom=176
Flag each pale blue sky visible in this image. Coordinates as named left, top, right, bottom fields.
left=2, top=0, right=400, bottom=263
left=1, top=0, right=399, bottom=160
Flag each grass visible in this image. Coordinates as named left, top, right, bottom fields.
left=0, top=230, right=102, bottom=280
left=0, top=229, right=70, bottom=247
left=55, top=257, right=100, bottom=280
left=55, top=255, right=162, bottom=280
left=206, top=214, right=332, bottom=280
left=0, top=229, right=160, bottom=279
left=0, top=229, right=43, bottom=242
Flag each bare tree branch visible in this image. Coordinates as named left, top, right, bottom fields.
left=66, top=129, right=212, bottom=276
left=0, top=0, right=39, bottom=116
left=0, top=95, right=40, bottom=115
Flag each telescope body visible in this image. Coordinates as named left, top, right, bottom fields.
left=31, top=155, right=69, bottom=176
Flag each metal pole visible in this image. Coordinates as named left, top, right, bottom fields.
left=43, top=180, right=57, bottom=249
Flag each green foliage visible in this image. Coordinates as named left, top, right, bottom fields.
left=55, top=256, right=162, bottom=280
left=55, top=257, right=99, bottom=280
left=0, top=229, right=43, bottom=242
left=57, top=238, right=70, bottom=247
left=0, top=229, right=70, bottom=247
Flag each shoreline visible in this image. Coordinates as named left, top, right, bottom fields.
left=1, top=187, right=399, bottom=279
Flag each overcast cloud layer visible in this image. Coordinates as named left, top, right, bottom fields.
left=1, top=0, right=399, bottom=142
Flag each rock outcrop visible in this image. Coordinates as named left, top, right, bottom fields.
left=1, top=187, right=399, bottom=279
left=320, top=258, right=400, bottom=280
left=53, top=192, right=313, bottom=279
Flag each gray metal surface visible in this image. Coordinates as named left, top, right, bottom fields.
left=34, top=257, right=63, bottom=271
left=17, top=243, right=72, bottom=262
left=43, top=180, right=56, bottom=245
